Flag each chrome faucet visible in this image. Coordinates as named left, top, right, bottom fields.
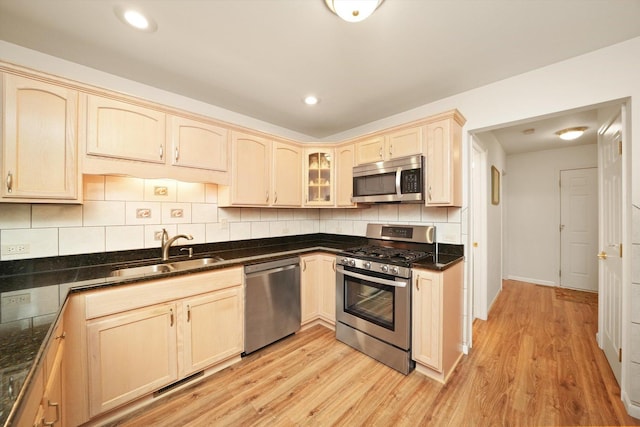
left=161, top=228, right=193, bottom=261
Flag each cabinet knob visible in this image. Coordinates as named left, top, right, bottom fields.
left=6, top=171, right=12, bottom=193
left=597, top=251, right=608, bottom=260
left=379, top=148, right=383, bottom=158
left=389, top=145, right=393, bottom=156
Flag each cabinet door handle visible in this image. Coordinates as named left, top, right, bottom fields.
left=6, top=171, right=13, bottom=193
left=379, top=148, right=383, bottom=158
left=159, top=145, right=164, bottom=160
left=43, top=400, right=60, bottom=426
left=302, top=260, right=306, bottom=272
left=187, top=305, right=191, bottom=322
left=170, top=308, right=174, bottom=327
left=266, top=191, right=269, bottom=203
left=274, top=192, right=278, bottom=204
left=332, top=260, right=336, bottom=272
left=175, top=146, right=180, bottom=162
left=416, top=275, right=420, bottom=291
left=428, top=185, right=432, bottom=201
left=389, top=144, right=393, bottom=157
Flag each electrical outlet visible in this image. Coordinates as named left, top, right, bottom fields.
left=1, top=244, right=30, bottom=255
left=220, top=218, right=228, bottom=230
left=1, top=293, right=31, bottom=307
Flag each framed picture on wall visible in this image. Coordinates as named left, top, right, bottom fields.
left=491, top=166, right=500, bottom=205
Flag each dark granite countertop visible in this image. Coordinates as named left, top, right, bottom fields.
left=0, top=233, right=463, bottom=426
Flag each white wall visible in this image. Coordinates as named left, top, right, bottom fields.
left=505, top=144, right=598, bottom=285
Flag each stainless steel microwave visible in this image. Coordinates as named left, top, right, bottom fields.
left=352, top=155, right=424, bottom=203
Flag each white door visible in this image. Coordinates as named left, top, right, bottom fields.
left=560, top=168, right=598, bottom=292
left=472, top=140, right=488, bottom=321
left=598, top=110, right=623, bottom=384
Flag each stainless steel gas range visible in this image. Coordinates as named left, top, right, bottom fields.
left=335, top=223, right=435, bottom=374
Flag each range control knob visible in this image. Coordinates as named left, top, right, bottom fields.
left=363, top=261, right=371, bottom=269
left=391, top=266, right=399, bottom=275
left=381, top=265, right=389, bottom=273
left=341, top=258, right=349, bottom=265
left=349, top=259, right=356, bottom=267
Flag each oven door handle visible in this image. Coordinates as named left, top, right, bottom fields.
left=338, top=266, right=407, bottom=288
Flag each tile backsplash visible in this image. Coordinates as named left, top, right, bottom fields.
left=0, top=175, right=463, bottom=261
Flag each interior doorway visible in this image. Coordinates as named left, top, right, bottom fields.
left=559, top=167, right=598, bottom=292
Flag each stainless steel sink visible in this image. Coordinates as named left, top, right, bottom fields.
left=110, top=263, right=175, bottom=277
left=169, top=256, right=223, bottom=271
left=110, top=256, right=224, bottom=277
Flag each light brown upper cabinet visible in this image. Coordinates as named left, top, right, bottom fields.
left=356, top=126, right=423, bottom=165
left=272, top=141, right=302, bottom=207
left=86, top=94, right=166, bottom=164
left=218, top=131, right=271, bottom=206
left=425, top=111, right=464, bottom=207
left=168, top=116, right=228, bottom=173
left=84, top=94, right=230, bottom=184
left=336, top=143, right=356, bottom=207
left=1, top=73, right=80, bottom=202
left=304, top=148, right=334, bottom=206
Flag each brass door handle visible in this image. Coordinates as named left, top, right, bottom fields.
left=597, top=251, right=608, bottom=260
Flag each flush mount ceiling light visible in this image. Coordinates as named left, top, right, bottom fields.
left=304, top=95, right=319, bottom=105
left=555, top=126, right=588, bottom=141
left=324, top=0, right=384, bottom=23
left=114, top=6, right=157, bottom=32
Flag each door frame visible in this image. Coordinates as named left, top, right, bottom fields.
left=471, top=138, right=488, bottom=324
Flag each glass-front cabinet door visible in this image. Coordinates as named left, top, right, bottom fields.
left=304, top=148, right=334, bottom=206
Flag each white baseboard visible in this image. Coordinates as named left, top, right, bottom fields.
left=622, top=391, right=640, bottom=419
left=506, top=275, right=557, bottom=287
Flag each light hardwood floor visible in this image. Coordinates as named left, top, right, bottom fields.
left=112, top=280, right=640, bottom=426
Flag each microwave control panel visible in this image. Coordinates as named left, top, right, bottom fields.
left=401, top=169, right=422, bottom=193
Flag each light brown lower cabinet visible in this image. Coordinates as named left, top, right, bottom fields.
left=181, top=287, right=243, bottom=376
left=38, top=267, right=244, bottom=425
left=86, top=302, right=179, bottom=416
left=14, top=313, right=66, bottom=427
left=300, top=253, right=337, bottom=327
left=411, top=262, right=463, bottom=383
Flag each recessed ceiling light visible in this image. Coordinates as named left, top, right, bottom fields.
left=114, top=6, right=157, bottom=32
left=555, top=126, right=587, bottom=141
left=304, top=95, right=319, bottom=105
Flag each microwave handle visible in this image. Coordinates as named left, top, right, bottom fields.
left=395, top=167, right=402, bottom=197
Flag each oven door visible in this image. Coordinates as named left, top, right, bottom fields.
left=335, top=265, right=410, bottom=350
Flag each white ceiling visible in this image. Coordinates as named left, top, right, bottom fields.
left=0, top=0, right=639, bottom=140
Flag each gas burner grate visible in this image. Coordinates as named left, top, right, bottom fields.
left=344, top=245, right=433, bottom=265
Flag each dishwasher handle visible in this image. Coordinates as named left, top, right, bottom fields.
left=245, top=263, right=299, bottom=279
left=244, top=257, right=300, bottom=276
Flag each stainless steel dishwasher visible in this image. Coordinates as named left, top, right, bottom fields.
left=244, top=257, right=301, bottom=354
